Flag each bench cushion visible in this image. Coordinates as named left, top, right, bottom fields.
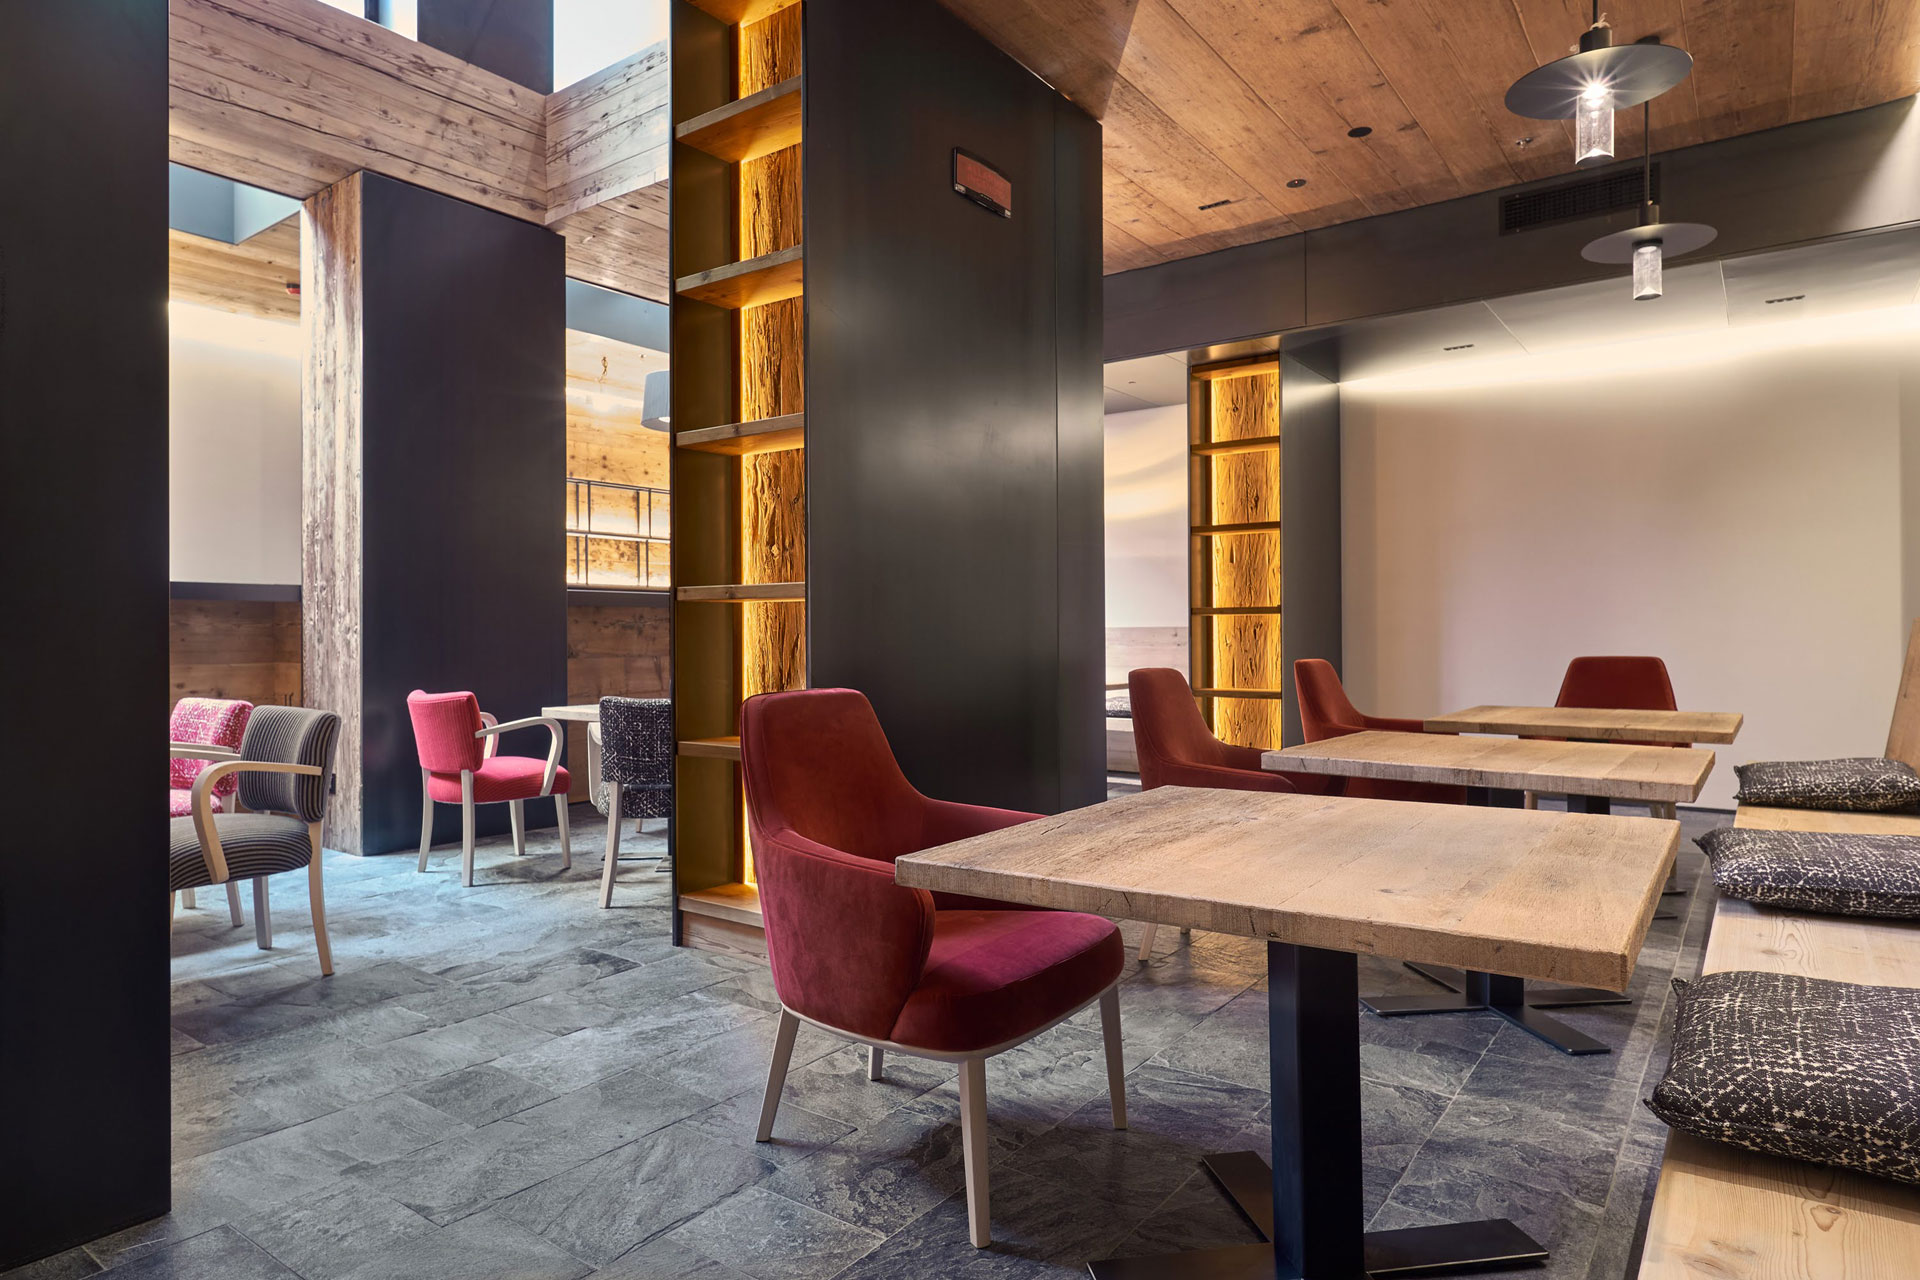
left=1647, top=970, right=1920, bottom=1186
left=1734, top=758, right=1920, bottom=813
left=1699, top=827, right=1920, bottom=919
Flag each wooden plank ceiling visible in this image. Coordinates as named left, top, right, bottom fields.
left=170, top=217, right=302, bottom=322
left=941, top=0, right=1920, bottom=273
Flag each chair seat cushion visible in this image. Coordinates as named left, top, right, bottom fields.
left=1699, top=827, right=1920, bottom=919
left=168, top=790, right=229, bottom=818
left=889, top=909, right=1123, bottom=1054
left=592, top=778, right=672, bottom=820
left=169, top=814, right=314, bottom=891
left=427, top=758, right=571, bottom=804
left=1734, top=758, right=1920, bottom=812
left=1646, top=969, right=1920, bottom=1186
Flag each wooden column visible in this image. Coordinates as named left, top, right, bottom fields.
left=0, top=0, right=170, bottom=1265
left=303, top=171, right=568, bottom=855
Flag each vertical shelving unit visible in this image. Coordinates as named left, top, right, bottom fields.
left=1189, top=356, right=1284, bottom=748
left=669, top=0, right=806, bottom=956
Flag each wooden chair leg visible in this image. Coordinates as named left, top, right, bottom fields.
left=1136, top=922, right=1158, bottom=964
left=509, top=799, right=526, bottom=857
left=182, top=887, right=197, bottom=909
left=868, top=1046, right=884, bottom=1081
left=599, top=787, right=622, bottom=909
left=1099, top=985, right=1127, bottom=1130
left=226, top=881, right=244, bottom=927
left=554, top=793, right=572, bottom=870
left=1523, top=791, right=1540, bottom=810
left=958, top=1056, right=991, bottom=1248
left=253, top=877, right=272, bottom=950
left=308, top=823, right=332, bottom=977
left=460, top=772, right=476, bottom=887
left=417, top=769, right=435, bottom=873
left=755, top=1008, right=800, bottom=1142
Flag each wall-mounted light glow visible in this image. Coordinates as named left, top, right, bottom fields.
left=1574, top=83, right=1614, bottom=166
left=1631, top=242, right=1663, bottom=301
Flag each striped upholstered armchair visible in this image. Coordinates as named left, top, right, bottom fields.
left=169, top=705, right=342, bottom=975
left=590, top=696, right=672, bottom=908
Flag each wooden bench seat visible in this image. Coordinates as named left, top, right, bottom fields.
left=1638, top=803, right=1920, bottom=1278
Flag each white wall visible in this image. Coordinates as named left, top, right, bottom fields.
left=169, top=308, right=303, bottom=585
left=1105, top=403, right=1187, bottom=628
left=1343, top=326, right=1920, bottom=809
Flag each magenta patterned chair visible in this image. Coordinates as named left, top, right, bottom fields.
left=169, top=697, right=254, bottom=923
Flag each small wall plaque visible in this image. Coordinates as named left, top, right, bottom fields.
left=953, top=149, right=1012, bottom=219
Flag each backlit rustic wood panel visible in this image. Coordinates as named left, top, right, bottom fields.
left=1203, top=370, right=1281, bottom=748
left=169, top=219, right=301, bottom=322
left=546, top=44, right=671, bottom=223
left=170, top=598, right=302, bottom=708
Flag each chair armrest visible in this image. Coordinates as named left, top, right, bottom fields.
left=918, top=797, right=1043, bottom=846
left=757, top=828, right=935, bottom=1041
left=587, top=721, right=603, bottom=747
left=185, top=761, right=323, bottom=884
left=1360, top=714, right=1429, bottom=734
left=475, top=716, right=564, bottom=794
left=476, top=710, right=501, bottom=760
left=169, top=742, right=240, bottom=762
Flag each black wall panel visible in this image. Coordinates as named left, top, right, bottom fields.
left=0, top=0, right=171, bottom=1264
left=805, top=0, right=1105, bottom=814
left=415, top=0, right=554, bottom=93
left=1277, top=354, right=1341, bottom=748
left=357, top=175, right=568, bottom=854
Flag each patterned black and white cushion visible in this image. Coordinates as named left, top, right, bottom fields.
left=1698, top=827, right=1920, bottom=918
left=1646, top=970, right=1920, bottom=1186
left=594, top=696, right=673, bottom=821
left=169, top=814, right=316, bottom=891
left=1733, top=758, right=1920, bottom=812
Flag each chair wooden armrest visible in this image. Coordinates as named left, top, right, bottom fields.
left=474, top=716, right=566, bottom=795
left=169, top=742, right=240, bottom=762
left=186, top=761, right=323, bottom=883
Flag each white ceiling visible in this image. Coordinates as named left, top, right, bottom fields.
left=1103, top=352, right=1188, bottom=413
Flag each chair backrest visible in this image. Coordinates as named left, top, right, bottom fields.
left=169, top=697, right=254, bottom=795
left=237, top=705, right=341, bottom=823
left=739, top=688, right=933, bottom=863
left=407, top=690, right=485, bottom=774
left=1294, top=659, right=1365, bottom=742
left=1129, top=668, right=1249, bottom=783
left=1887, top=621, right=1920, bottom=771
left=1554, top=657, right=1676, bottom=712
left=599, top=696, right=673, bottom=816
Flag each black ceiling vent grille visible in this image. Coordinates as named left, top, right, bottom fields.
left=1499, top=164, right=1660, bottom=235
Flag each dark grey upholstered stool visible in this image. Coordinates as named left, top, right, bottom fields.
left=592, top=696, right=673, bottom=908
left=169, top=705, right=343, bottom=974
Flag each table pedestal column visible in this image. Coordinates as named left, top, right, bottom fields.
left=1088, top=942, right=1547, bottom=1278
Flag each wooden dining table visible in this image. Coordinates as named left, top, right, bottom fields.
left=1263, top=730, right=1713, bottom=1055
left=1424, top=705, right=1743, bottom=745
left=896, top=786, right=1678, bottom=1279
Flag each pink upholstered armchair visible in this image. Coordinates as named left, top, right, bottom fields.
left=740, top=688, right=1126, bottom=1248
left=169, top=696, right=254, bottom=923
left=407, top=690, right=571, bottom=887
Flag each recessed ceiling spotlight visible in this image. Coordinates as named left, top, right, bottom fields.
left=1442, top=343, right=1475, bottom=352
left=1514, top=136, right=1536, bottom=148
left=1763, top=294, right=1805, bottom=305
left=1347, top=126, right=1372, bottom=138
left=1286, top=178, right=1308, bottom=188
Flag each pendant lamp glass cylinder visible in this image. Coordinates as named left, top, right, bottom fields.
left=1574, top=85, right=1614, bottom=167
left=1632, top=241, right=1663, bottom=300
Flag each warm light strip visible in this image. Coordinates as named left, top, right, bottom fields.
left=1343, top=303, right=1920, bottom=394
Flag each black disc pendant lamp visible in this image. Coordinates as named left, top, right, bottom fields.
left=1505, top=4, right=1693, bottom=168
left=1580, top=103, right=1716, bottom=300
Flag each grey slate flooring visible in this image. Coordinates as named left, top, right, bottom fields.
left=11, top=796, right=1720, bottom=1280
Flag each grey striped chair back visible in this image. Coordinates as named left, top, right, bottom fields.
left=237, top=706, right=341, bottom=823
left=599, top=696, right=673, bottom=820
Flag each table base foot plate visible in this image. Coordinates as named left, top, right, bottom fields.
left=1087, top=1220, right=1546, bottom=1278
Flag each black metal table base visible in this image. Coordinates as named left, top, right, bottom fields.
left=1363, top=971, right=1609, bottom=1056
left=1087, top=943, right=1552, bottom=1278
left=1400, top=962, right=1630, bottom=1010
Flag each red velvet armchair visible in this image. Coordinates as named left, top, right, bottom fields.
left=1293, top=659, right=1465, bottom=805
left=407, top=690, right=572, bottom=887
left=740, top=688, right=1126, bottom=1248
left=1126, top=668, right=1327, bottom=962
left=1529, top=656, right=1681, bottom=816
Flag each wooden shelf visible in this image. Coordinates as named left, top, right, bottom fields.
left=676, top=413, right=805, bottom=456
left=1193, top=356, right=1279, bottom=380
left=677, top=77, right=801, bottom=164
left=1193, top=688, right=1285, bottom=700
left=676, top=245, right=803, bottom=310
left=679, top=736, right=742, bottom=761
left=1192, top=521, right=1281, bottom=536
left=682, top=0, right=797, bottom=23
left=1191, top=605, right=1282, bottom=617
left=679, top=881, right=763, bottom=926
left=1193, top=435, right=1282, bottom=457
left=677, top=582, right=806, bottom=603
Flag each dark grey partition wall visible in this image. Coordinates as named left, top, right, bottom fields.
left=355, top=175, right=568, bottom=854
left=804, top=0, right=1106, bottom=815
left=0, top=0, right=170, bottom=1265
left=1278, top=353, right=1342, bottom=748
left=412, top=0, right=554, bottom=92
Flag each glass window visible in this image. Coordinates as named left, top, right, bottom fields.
left=315, top=0, right=371, bottom=17
left=554, top=0, right=667, bottom=90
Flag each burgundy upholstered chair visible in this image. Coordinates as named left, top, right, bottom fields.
left=169, top=696, right=254, bottom=922
left=1126, top=667, right=1329, bottom=962
left=741, top=688, right=1126, bottom=1248
left=407, top=690, right=571, bottom=887
left=1528, top=656, right=1681, bottom=816
left=1293, top=659, right=1465, bottom=805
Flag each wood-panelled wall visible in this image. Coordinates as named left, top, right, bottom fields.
left=546, top=44, right=670, bottom=223
left=564, top=602, right=670, bottom=791
left=170, top=599, right=302, bottom=708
